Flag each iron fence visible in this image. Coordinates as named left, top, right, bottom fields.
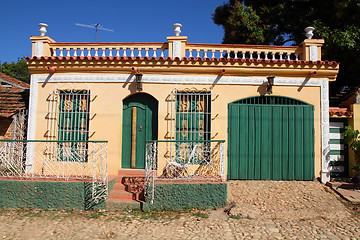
left=145, top=140, right=225, bottom=204
left=0, top=140, right=108, bottom=203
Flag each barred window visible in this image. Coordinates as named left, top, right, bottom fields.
left=175, top=91, right=212, bottom=165
left=58, top=90, right=90, bottom=162
left=175, top=91, right=211, bottom=141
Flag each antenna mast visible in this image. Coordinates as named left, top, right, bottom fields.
left=75, top=23, right=114, bottom=42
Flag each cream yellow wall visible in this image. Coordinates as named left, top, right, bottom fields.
left=348, top=104, right=360, bottom=176
left=33, top=76, right=322, bottom=178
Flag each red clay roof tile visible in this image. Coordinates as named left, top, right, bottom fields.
left=26, top=56, right=340, bottom=66
left=0, top=72, right=30, bottom=89
left=329, top=107, right=353, bottom=117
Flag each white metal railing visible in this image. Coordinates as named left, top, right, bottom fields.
left=51, top=42, right=169, bottom=59
left=145, top=140, right=225, bottom=203
left=0, top=140, right=108, bottom=203
left=12, top=109, right=28, bottom=140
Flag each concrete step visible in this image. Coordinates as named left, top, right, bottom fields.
left=109, top=190, right=134, bottom=201
left=118, top=169, right=145, bottom=177
left=113, top=183, right=126, bottom=191
left=107, top=169, right=146, bottom=205
left=120, top=176, right=145, bottom=185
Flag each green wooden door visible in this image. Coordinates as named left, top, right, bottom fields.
left=121, top=93, right=158, bottom=169
left=228, top=96, right=314, bottom=180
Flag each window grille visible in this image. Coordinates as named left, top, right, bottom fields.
left=58, top=90, right=90, bottom=142
left=46, top=89, right=94, bottom=162
left=175, top=91, right=211, bottom=141
left=166, top=88, right=217, bottom=165
left=58, top=90, right=90, bottom=162
left=167, top=88, right=217, bottom=140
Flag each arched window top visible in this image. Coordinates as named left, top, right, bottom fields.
left=231, top=96, right=310, bottom=106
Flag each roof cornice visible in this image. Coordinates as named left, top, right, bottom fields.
left=27, top=56, right=339, bottom=81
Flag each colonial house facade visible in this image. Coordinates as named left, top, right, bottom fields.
left=15, top=23, right=340, bottom=207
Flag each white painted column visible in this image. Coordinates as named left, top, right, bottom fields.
left=34, top=42, right=44, bottom=57
left=173, top=41, right=181, bottom=58
left=172, top=23, right=182, bottom=59
left=34, top=23, right=48, bottom=57
left=309, top=45, right=318, bottom=61
left=25, top=75, right=39, bottom=174
left=321, top=78, right=330, bottom=183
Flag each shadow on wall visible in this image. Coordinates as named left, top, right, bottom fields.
left=257, top=84, right=268, bottom=96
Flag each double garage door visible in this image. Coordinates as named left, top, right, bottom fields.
left=228, top=96, right=314, bottom=180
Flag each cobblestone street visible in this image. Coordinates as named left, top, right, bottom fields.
left=0, top=181, right=359, bottom=239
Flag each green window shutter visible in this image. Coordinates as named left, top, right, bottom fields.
left=175, top=92, right=211, bottom=164
left=58, top=90, right=90, bottom=162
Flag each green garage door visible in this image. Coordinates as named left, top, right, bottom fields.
left=228, top=96, right=314, bottom=180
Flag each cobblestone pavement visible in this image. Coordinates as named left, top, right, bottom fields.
left=1, top=181, right=359, bottom=239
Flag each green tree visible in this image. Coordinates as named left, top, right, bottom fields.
left=1, top=57, right=30, bottom=84
left=213, top=0, right=360, bottom=93
left=343, top=126, right=360, bottom=173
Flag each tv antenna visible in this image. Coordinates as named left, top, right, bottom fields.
left=75, top=23, right=114, bottom=42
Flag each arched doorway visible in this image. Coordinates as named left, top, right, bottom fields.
left=121, top=93, right=158, bottom=169
left=228, top=96, right=314, bottom=180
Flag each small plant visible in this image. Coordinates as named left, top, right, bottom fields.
left=342, top=126, right=360, bottom=173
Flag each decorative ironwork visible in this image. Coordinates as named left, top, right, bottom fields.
left=12, top=109, right=28, bottom=140
left=46, top=88, right=95, bottom=140
left=167, top=88, right=218, bottom=141
left=0, top=140, right=108, bottom=204
left=145, top=140, right=225, bottom=204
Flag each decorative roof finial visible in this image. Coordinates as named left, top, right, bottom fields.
left=39, top=23, right=48, bottom=36
left=173, top=23, right=182, bottom=36
left=305, top=27, right=315, bottom=39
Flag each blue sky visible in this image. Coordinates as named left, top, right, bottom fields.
left=0, top=0, right=226, bottom=63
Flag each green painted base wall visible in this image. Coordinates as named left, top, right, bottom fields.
left=0, top=178, right=116, bottom=210
left=145, top=183, right=227, bottom=210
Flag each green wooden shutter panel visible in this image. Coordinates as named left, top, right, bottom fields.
left=228, top=96, right=314, bottom=180
left=58, top=90, right=90, bottom=162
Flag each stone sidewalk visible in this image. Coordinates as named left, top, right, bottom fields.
left=0, top=180, right=359, bottom=239
left=327, top=182, right=360, bottom=203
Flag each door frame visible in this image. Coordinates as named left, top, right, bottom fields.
left=121, top=93, right=158, bottom=169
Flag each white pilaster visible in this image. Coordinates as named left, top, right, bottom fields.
left=321, top=78, right=330, bottom=183
left=309, top=45, right=318, bottom=61
left=34, top=42, right=43, bottom=57
left=25, top=75, right=39, bottom=173
left=173, top=41, right=181, bottom=58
